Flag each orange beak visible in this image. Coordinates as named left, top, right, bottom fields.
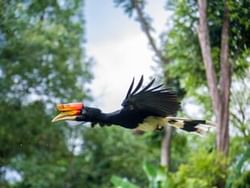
left=52, top=103, right=84, bottom=123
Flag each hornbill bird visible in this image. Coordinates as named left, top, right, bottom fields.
left=52, top=76, right=215, bottom=134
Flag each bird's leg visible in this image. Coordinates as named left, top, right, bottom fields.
left=91, top=122, right=97, bottom=128
left=99, top=122, right=106, bottom=127
left=91, top=122, right=111, bottom=128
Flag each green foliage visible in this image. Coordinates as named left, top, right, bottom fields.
left=80, top=126, right=160, bottom=188
left=228, top=0, right=250, bottom=58
left=163, top=3, right=250, bottom=187
left=0, top=0, right=91, bottom=102
left=164, top=0, right=250, bottom=101
left=111, top=161, right=172, bottom=188
left=0, top=101, right=67, bottom=163
left=143, top=162, right=172, bottom=188
left=164, top=0, right=206, bottom=92
left=111, top=176, right=139, bottom=188
left=170, top=132, right=189, bottom=171
left=232, top=171, right=250, bottom=188
left=140, top=130, right=191, bottom=172
left=226, top=73, right=250, bottom=187
left=114, top=0, right=146, bottom=17
left=172, top=150, right=227, bottom=188
left=226, top=136, right=250, bottom=188
left=0, top=0, right=92, bottom=187
left=111, top=137, right=228, bottom=188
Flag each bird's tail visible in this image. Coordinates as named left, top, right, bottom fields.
left=166, top=117, right=216, bottom=135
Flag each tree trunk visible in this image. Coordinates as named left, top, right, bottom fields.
left=217, top=1, right=230, bottom=155
left=198, top=0, right=231, bottom=187
left=132, top=0, right=168, bottom=64
left=161, top=126, right=172, bottom=168
left=198, top=0, right=221, bottom=120
left=198, top=0, right=231, bottom=155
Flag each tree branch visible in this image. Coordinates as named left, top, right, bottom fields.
left=230, top=112, right=247, bottom=138
left=220, top=0, right=231, bottom=109
left=132, top=0, right=169, bottom=64
left=197, top=0, right=221, bottom=121
left=218, top=0, right=231, bottom=154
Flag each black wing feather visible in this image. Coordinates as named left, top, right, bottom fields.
left=131, top=75, right=144, bottom=95
left=122, top=76, right=180, bottom=116
left=139, top=78, right=155, bottom=93
left=125, top=77, right=135, bottom=100
left=146, top=84, right=164, bottom=92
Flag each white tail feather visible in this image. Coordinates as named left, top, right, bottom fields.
left=166, top=116, right=216, bottom=135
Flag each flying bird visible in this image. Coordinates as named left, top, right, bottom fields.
left=52, top=76, right=215, bottom=134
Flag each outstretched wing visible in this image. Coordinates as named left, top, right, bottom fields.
left=121, top=76, right=180, bottom=116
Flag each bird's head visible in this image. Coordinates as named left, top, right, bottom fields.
left=52, top=103, right=102, bottom=123
left=52, top=103, right=84, bottom=123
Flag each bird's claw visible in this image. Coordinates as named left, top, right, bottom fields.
left=91, top=122, right=97, bottom=128
left=91, top=122, right=106, bottom=128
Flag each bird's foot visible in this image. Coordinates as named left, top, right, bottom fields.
left=91, top=122, right=108, bottom=128
left=91, top=122, right=98, bottom=128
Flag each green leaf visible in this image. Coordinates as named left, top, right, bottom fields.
left=143, top=162, right=157, bottom=180
left=111, top=176, right=139, bottom=188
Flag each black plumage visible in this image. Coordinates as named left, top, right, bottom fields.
left=121, top=76, right=180, bottom=117
left=75, top=76, right=180, bottom=129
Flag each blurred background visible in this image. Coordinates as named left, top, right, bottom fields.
left=0, top=0, right=250, bottom=187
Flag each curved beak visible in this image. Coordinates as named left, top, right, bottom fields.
left=52, top=103, right=84, bottom=123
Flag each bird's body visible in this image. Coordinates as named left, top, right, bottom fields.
left=76, top=107, right=157, bottom=129
left=52, top=76, right=215, bottom=134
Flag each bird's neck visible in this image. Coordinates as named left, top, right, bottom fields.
left=97, top=110, right=122, bottom=126
left=85, top=107, right=121, bottom=126
left=86, top=107, right=138, bottom=128
left=101, top=109, right=139, bottom=128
